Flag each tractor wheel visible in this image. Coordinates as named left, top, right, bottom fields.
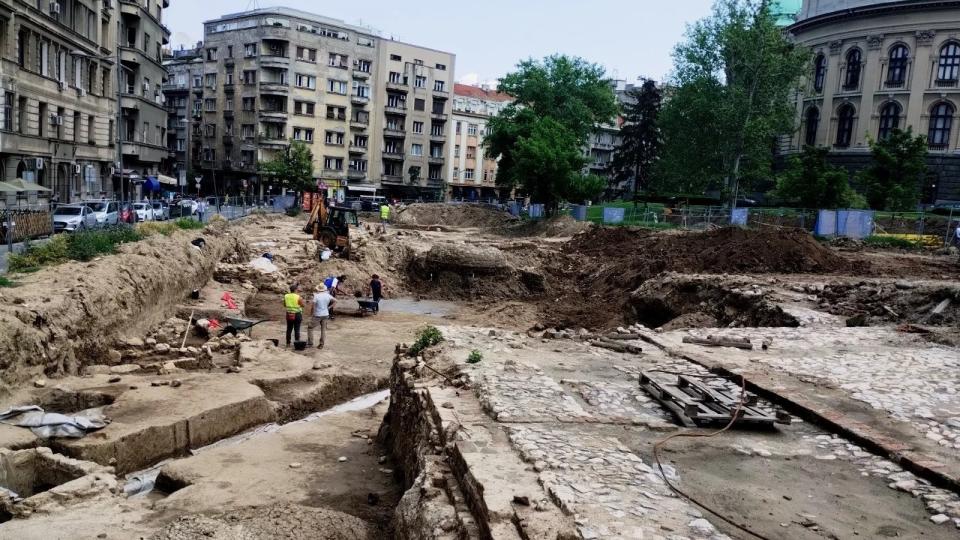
left=317, top=228, right=337, bottom=249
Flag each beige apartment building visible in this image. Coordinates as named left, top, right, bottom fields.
left=199, top=7, right=455, bottom=201
left=0, top=0, right=169, bottom=204
left=446, top=83, right=511, bottom=201
left=788, top=0, right=960, bottom=202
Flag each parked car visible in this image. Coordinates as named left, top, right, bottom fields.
left=53, top=205, right=97, bottom=233
left=151, top=200, right=170, bottom=221
left=175, top=200, right=198, bottom=217
left=83, top=200, right=120, bottom=226
left=132, top=202, right=155, bottom=222
left=119, top=203, right=135, bottom=224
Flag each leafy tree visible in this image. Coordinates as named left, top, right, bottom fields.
left=657, top=0, right=809, bottom=204
left=408, top=166, right=421, bottom=184
left=857, top=128, right=927, bottom=211
left=258, top=141, right=314, bottom=206
left=566, top=174, right=608, bottom=204
left=772, top=146, right=866, bottom=208
left=486, top=55, right=618, bottom=212
left=610, top=79, right=662, bottom=195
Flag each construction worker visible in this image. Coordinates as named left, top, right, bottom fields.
left=283, top=283, right=305, bottom=347
left=380, top=202, right=391, bottom=229
left=308, top=284, right=337, bottom=349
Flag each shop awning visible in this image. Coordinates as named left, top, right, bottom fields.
left=157, top=174, right=178, bottom=185
left=8, top=178, right=52, bottom=192
left=0, top=181, right=23, bottom=193
left=347, top=185, right=377, bottom=193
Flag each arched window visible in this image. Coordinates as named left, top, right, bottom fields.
left=813, top=54, right=827, bottom=92
left=887, top=45, right=909, bottom=86
left=937, top=42, right=960, bottom=83
left=835, top=104, right=855, bottom=147
left=844, top=49, right=862, bottom=90
left=878, top=102, right=901, bottom=140
left=929, top=102, right=955, bottom=149
left=804, top=106, right=820, bottom=146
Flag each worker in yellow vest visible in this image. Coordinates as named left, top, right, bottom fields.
left=283, top=283, right=305, bottom=347
left=380, top=202, right=391, bottom=230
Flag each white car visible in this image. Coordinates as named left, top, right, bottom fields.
left=53, top=205, right=97, bottom=233
left=151, top=201, right=170, bottom=221
left=132, top=202, right=155, bottom=222
left=84, top=201, right=119, bottom=226
left=177, top=200, right=198, bottom=217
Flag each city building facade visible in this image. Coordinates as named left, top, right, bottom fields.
left=198, top=7, right=455, bottom=201
left=446, top=83, right=511, bottom=200
left=788, top=0, right=960, bottom=203
left=161, top=43, right=201, bottom=191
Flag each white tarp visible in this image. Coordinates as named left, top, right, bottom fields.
left=0, top=405, right=109, bottom=438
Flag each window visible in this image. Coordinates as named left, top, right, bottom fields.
left=431, top=122, right=444, bottom=136
left=204, top=98, right=216, bottom=112
left=466, top=146, right=476, bottom=159
left=243, top=70, right=256, bottom=84
left=17, top=29, right=26, bottom=67
left=385, top=116, right=404, bottom=131
left=436, top=63, right=447, bottom=71
left=835, top=104, right=855, bottom=147
left=430, top=142, right=443, bottom=158
left=414, top=59, right=424, bottom=66
left=390, top=54, right=401, bottom=61
left=434, top=80, right=446, bottom=92
left=928, top=102, right=954, bottom=148
left=456, top=121, right=462, bottom=134
left=349, top=158, right=367, bottom=172
left=193, top=74, right=203, bottom=88
left=432, top=101, right=445, bottom=114
left=387, top=93, right=405, bottom=108
left=413, top=121, right=424, bottom=134
left=296, top=47, right=316, bottom=62
left=295, top=101, right=315, bottom=116
left=388, top=71, right=402, bottom=84
left=325, top=131, right=344, bottom=145
left=411, top=143, right=423, bottom=156
left=205, top=73, right=217, bottom=88
left=2, top=92, right=12, bottom=131
left=293, top=128, right=314, bottom=142
left=878, top=102, right=901, bottom=141
left=813, top=54, right=826, bottom=93
left=357, top=59, right=372, bottom=73
left=295, top=74, right=316, bottom=89
left=242, top=97, right=255, bottom=111
left=804, top=107, right=819, bottom=147
left=244, top=43, right=257, bottom=57
left=328, top=53, right=347, bottom=68
left=39, top=40, right=49, bottom=76
left=224, top=99, right=234, bottom=112
left=467, top=124, right=478, bottom=136
left=453, top=167, right=459, bottom=178
left=225, top=72, right=234, bottom=85
left=241, top=124, right=255, bottom=138
left=354, top=83, right=370, bottom=98
left=327, top=106, right=346, bottom=120
left=384, top=139, right=403, bottom=154
left=887, top=45, right=909, bottom=86
left=204, top=123, right=216, bottom=137
left=227, top=45, right=233, bottom=58
left=414, top=98, right=425, bottom=111
left=464, top=168, right=475, bottom=180
left=937, top=42, right=960, bottom=82
left=327, top=79, right=347, bottom=94
left=357, top=36, right=374, bottom=47
left=414, top=76, right=426, bottom=88
left=73, top=111, right=81, bottom=141
left=38, top=102, right=47, bottom=137
left=323, top=156, right=343, bottom=170
left=844, top=49, right=861, bottom=90
left=454, top=145, right=460, bottom=158
left=176, top=139, right=185, bottom=151
left=73, top=58, right=82, bottom=88
left=206, top=48, right=217, bottom=61
left=353, top=135, right=368, bottom=147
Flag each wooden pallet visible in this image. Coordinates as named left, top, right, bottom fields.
left=639, top=371, right=791, bottom=429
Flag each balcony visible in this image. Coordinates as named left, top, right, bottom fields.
left=162, top=82, right=188, bottom=92
left=348, top=169, right=366, bottom=180
left=382, top=175, right=404, bottom=184
left=352, top=69, right=370, bottom=80
left=594, top=142, right=614, bottom=150
left=430, top=132, right=446, bottom=141
left=432, top=88, right=450, bottom=97
left=350, top=118, right=368, bottom=129
left=431, top=112, right=448, bottom=121
left=222, top=135, right=234, bottom=145
left=428, top=155, right=444, bottom=164
left=935, top=78, right=959, bottom=89
left=260, top=82, right=290, bottom=94
left=351, top=95, right=370, bottom=106
left=323, top=169, right=345, bottom=179
left=223, top=83, right=235, bottom=93
left=326, top=113, right=347, bottom=122
left=384, top=105, right=407, bottom=115
left=259, top=109, right=288, bottom=120
left=382, top=149, right=404, bottom=160
left=260, top=55, right=290, bottom=68
left=929, top=142, right=950, bottom=151
left=386, top=81, right=408, bottom=93
left=223, top=109, right=234, bottom=118
left=884, top=79, right=906, bottom=89
left=258, top=135, right=288, bottom=149
left=349, top=143, right=367, bottom=154
left=384, top=126, right=406, bottom=137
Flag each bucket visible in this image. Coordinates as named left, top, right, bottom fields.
left=190, top=289, right=200, bottom=300
left=293, top=341, right=307, bottom=351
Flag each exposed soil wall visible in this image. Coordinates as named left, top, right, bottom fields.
left=395, top=203, right=516, bottom=229
left=0, top=221, right=248, bottom=392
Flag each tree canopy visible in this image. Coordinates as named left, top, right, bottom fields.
left=857, top=128, right=927, bottom=211
left=772, top=146, right=866, bottom=208
left=258, top=141, right=314, bottom=204
left=486, top=55, right=618, bottom=209
left=610, top=79, right=663, bottom=195
left=657, top=0, right=809, bottom=203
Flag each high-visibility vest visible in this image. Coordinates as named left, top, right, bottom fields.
left=283, top=293, right=302, bottom=314
left=380, top=205, right=390, bottom=219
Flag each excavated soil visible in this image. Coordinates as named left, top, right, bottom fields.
left=151, top=504, right=375, bottom=540
left=394, top=203, right=516, bottom=228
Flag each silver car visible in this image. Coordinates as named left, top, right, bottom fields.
left=151, top=201, right=170, bottom=221
left=53, top=205, right=97, bottom=233
left=132, top=202, right=155, bottom=222
left=84, top=201, right=119, bottom=226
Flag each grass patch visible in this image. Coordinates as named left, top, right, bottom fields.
left=466, top=350, right=483, bottom=364
left=138, top=221, right=178, bottom=236
left=8, top=226, right=144, bottom=271
left=863, top=235, right=920, bottom=250
left=0, top=276, right=15, bottom=287
left=174, top=217, right=205, bottom=230
left=409, top=326, right=444, bottom=356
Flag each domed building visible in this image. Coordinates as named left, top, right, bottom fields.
left=787, top=0, right=960, bottom=203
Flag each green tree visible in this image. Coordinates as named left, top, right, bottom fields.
left=566, top=174, right=608, bottom=204
left=772, top=146, right=866, bottom=208
left=857, top=128, right=927, bottom=211
left=610, top=79, right=662, bottom=195
left=657, top=0, right=809, bottom=204
left=258, top=141, right=314, bottom=206
left=486, top=55, right=618, bottom=212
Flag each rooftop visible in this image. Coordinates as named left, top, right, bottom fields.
left=205, top=7, right=380, bottom=37
left=454, top=83, right=513, bottom=103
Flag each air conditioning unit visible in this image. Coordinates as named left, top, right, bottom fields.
left=73, top=164, right=81, bottom=174
left=49, top=2, right=61, bottom=15
left=51, top=115, right=63, bottom=126
left=142, top=81, right=150, bottom=92
left=78, top=88, right=86, bottom=97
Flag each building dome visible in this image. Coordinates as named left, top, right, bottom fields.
left=771, top=0, right=803, bottom=26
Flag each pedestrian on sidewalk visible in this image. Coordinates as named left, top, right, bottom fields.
left=196, top=198, right=206, bottom=222
left=283, top=283, right=305, bottom=347
left=308, top=284, right=337, bottom=349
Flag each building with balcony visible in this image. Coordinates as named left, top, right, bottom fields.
left=446, top=83, right=512, bottom=200
left=787, top=0, right=960, bottom=203
left=0, top=0, right=122, bottom=203
left=162, top=43, right=202, bottom=189
left=198, top=7, right=454, bottom=201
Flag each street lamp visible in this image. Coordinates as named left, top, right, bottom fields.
left=71, top=42, right=126, bottom=204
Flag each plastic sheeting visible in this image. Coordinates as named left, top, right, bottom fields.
left=603, top=207, right=625, bottom=224
left=0, top=405, right=109, bottom=438
left=815, top=209, right=874, bottom=238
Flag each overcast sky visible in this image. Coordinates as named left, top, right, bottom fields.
left=165, top=0, right=716, bottom=85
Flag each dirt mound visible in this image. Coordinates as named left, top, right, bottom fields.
left=395, top=203, right=516, bottom=229
left=151, top=503, right=374, bottom=539
left=405, top=241, right=546, bottom=301
left=500, top=215, right=593, bottom=238
left=545, top=227, right=848, bottom=329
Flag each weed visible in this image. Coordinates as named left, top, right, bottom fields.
left=863, top=235, right=919, bottom=250
left=174, top=217, right=205, bottom=230
left=138, top=222, right=178, bottom=236
left=466, top=350, right=483, bottom=364
left=0, top=276, right=14, bottom=287
left=9, top=227, right=143, bottom=270
left=409, top=326, right=444, bottom=356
